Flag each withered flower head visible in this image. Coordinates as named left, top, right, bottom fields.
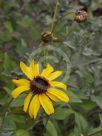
left=74, top=10, right=88, bottom=23
left=41, top=31, right=58, bottom=43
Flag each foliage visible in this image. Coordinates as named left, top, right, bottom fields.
left=0, top=0, right=102, bottom=136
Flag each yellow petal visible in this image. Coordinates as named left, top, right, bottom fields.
left=20, top=61, right=39, bottom=80
left=47, top=88, right=69, bottom=102
left=28, top=96, right=35, bottom=118
left=29, top=59, right=35, bottom=67
left=29, top=59, right=40, bottom=79
left=20, top=61, right=31, bottom=79
left=50, top=81, right=67, bottom=90
left=41, top=64, right=54, bottom=78
left=46, top=92, right=60, bottom=102
left=12, top=79, right=30, bottom=86
left=39, top=94, right=54, bottom=115
left=47, top=71, right=62, bottom=81
left=34, top=63, right=39, bottom=77
left=33, top=95, right=40, bottom=119
left=29, top=94, right=40, bottom=118
left=23, top=92, right=33, bottom=112
left=29, top=59, right=35, bottom=79
left=11, top=86, right=30, bottom=98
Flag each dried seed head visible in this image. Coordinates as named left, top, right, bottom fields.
left=41, top=31, right=58, bottom=43
left=74, top=10, right=88, bottom=23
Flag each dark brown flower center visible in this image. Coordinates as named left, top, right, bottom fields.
left=30, top=76, right=50, bottom=94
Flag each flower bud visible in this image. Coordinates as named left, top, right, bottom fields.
left=41, top=31, right=58, bottom=43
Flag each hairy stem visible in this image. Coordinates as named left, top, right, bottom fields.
left=51, top=0, right=59, bottom=33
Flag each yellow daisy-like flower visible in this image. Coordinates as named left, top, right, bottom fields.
left=11, top=60, right=69, bottom=119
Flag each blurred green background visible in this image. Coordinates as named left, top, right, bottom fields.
left=0, top=0, right=102, bottom=136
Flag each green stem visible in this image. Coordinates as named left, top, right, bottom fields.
left=45, top=115, right=49, bottom=127
left=51, top=0, right=59, bottom=33
left=0, top=98, right=13, bottom=133
left=43, top=115, right=49, bottom=134
left=43, top=45, right=47, bottom=64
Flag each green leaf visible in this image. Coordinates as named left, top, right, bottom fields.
left=16, top=39, right=27, bottom=55
left=91, top=95, right=102, bottom=110
left=18, top=16, right=32, bottom=28
left=44, top=120, right=58, bottom=136
left=51, top=107, right=74, bottom=120
left=0, top=31, right=12, bottom=43
left=79, top=100, right=96, bottom=111
left=10, top=94, right=26, bottom=107
left=4, top=115, right=16, bottom=130
left=16, top=129, right=30, bottom=136
left=4, top=21, right=13, bottom=33
left=3, top=53, right=17, bottom=74
left=67, top=89, right=82, bottom=103
left=88, top=127, right=102, bottom=136
left=12, top=115, right=26, bottom=124
left=18, top=16, right=41, bottom=40
left=74, top=112, right=89, bottom=136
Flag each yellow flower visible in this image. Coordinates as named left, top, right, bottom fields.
left=11, top=60, right=69, bottom=119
